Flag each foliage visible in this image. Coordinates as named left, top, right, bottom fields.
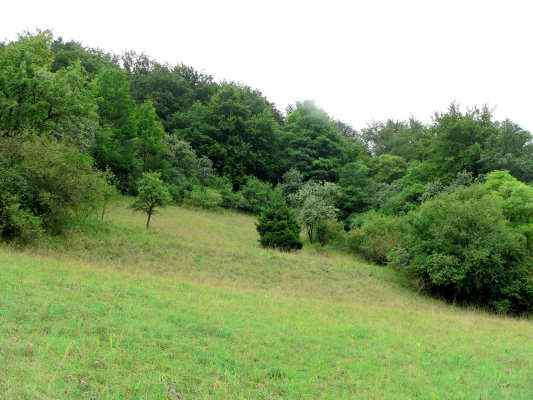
left=162, top=135, right=213, bottom=187
left=376, top=161, right=436, bottom=215
left=175, top=83, right=283, bottom=185
left=484, top=170, right=533, bottom=251
left=315, top=219, right=346, bottom=247
left=184, top=186, right=222, bottom=209
left=280, top=168, right=304, bottom=201
left=401, top=181, right=532, bottom=313
left=209, top=175, right=246, bottom=209
left=122, top=52, right=215, bottom=131
left=256, top=199, right=302, bottom=251
left=134, top=99, right=166, bottom=172
left=238, top=176, right=282, bottom=214
left=0, top=196, right=43, bottom=244
left=0, top=135, right=111, bottom=239
left=370, top=154, right=408, bottom=184
left=360, top=118, right=430, bottom=161
left=131, top=172, right=171, bottom=228
left=430, top=104, right=533, bottom=183
left=290, top=181, right=340, bottom=243
left=347, top=211, right=404, bottom=264
left=337, top=160, right=373, bottom=219
left=98, top=168, right=120, bottom=221
left=282, top=101, right=366, bottom=181
left=0, top=32, right=99, bottom=148
left=51, top=37, right=116, bottom=75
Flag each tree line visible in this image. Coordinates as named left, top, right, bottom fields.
left=0, top=31, right=531, bottom=313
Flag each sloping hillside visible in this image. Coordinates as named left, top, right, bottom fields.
left=1, top=203, right=531, bottom=399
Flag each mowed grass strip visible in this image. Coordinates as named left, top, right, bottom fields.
left=0, top=203, right=532, bottom=399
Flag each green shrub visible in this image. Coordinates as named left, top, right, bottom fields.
left=166, top=175, right=194, bottom=204
left=347, top=211, right=404, bottom=264
left=0, top=196, right=43, bottom=244
left=381, top=182, right=426, bottom=215
left=206, top=176, right=245, bottom=210
left=239, top=176, right=281, bottom=214
left=256, top=200, right=302, bottom=251
left=0, top=136, right=111, bottom=239
left=315, top=219, right=346, bottom=247
left=484, top=170, right=533, bottom=251
left=402, top=181, right=532, bottom=313
left=184, top=186, right=222, bottom=209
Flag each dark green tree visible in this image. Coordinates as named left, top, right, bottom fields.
left=92, top=66, right=141, bottom=191
left=256, top=200, right=302, bottom=251
left=282, top=101, right=366, bottom=182
left=174, top=83, right=282, bottom=186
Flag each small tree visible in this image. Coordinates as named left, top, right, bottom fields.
left=256, top=200, right=302, bottom=251
left=299, top=195, right=338, bottom=243
left=290, top=181, right=340, bottom=243
left=98, top=168, right=119, bottom=221
left=131, top=172, right=171, bottom=229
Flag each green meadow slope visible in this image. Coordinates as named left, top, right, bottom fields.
left=1, top=203, right=532, bottom=399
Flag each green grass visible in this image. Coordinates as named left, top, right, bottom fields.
left=1, top=202, right=532, bottom=399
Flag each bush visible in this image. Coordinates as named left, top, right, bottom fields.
left=0, top=136, right=111, bottom=240
left=402, top=181, right=532, bottom=313
left=381, top=182, right=426, bottom=215
left=484, top=170, right=533, bottom=251
left=238, top=176, right=282, bottom=214
left=166, top=175, right=194, bottom=204
left=0, top=196, right=43, bottom=244
left=256, top=200, right=302, bottom=251
left=347, top=211, right=404, bottom=264
left=206, top=175, right=246, bottom=210
left=315, top=219, right=346, bottom=247
left=184, top=186, right=222, bottom=209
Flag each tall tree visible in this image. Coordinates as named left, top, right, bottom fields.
left=0, top=32, right=98, bottom=148
left=92, top=66, right=141, bottom=191
left=174, top=83, right=282, bottom=186
left=282, top=101, right=366, bottom=181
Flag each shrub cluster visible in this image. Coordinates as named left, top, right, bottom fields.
left=347, top=211, right=404, bottom=264
left=0, top=136, right=111, bottom=242
left=184, top=186, right=223, bottom=209
left=349, top=171, right=532, bottom=313
left=402, top=179, right=531, bottom=313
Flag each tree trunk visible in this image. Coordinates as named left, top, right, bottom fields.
left=146, top=211, right=152, bottom=229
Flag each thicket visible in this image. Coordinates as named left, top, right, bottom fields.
left=397, top=172, right=532, bottom=313
left=0, top=136, right=110, bottom=242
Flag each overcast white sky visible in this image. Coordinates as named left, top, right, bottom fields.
left=2, top=0, right=533, bottom=130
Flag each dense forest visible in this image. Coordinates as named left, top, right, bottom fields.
left=0, top=31, right=532, bottom=314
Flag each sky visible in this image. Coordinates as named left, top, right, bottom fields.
left=2, top=0, right=533, bottom=131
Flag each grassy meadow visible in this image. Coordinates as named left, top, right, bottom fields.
left=0, top=202, right=532, bottom=399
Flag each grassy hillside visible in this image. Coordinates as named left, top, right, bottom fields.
left=1, top=202, right=532, bottom=399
